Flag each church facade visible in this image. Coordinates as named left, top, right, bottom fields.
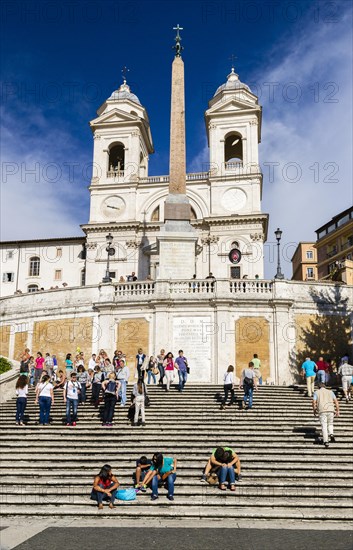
left=1, top=52, right=352, bottom=383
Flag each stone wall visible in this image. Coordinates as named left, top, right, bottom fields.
left=0, top=326, right=11, bottom=357
left=117, top=318, right=149, bottom=380
left=0, top=281, right=352, bottom=384
left=235, top=317, right=270, bottom=380
left=32, top=318, right=93, bottom=366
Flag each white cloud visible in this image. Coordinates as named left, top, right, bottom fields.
left=259, top=11, right=352, bottom=277
left=0, top=103, right=90, bottom=241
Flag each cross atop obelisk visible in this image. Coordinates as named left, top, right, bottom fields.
left=164, top=24, right=189, bottom=215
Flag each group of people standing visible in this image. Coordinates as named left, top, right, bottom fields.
left=135, top=349, right=189, bottom=392
left=301, top=355, right=353, bottom=400
left=15, top=346, right=190, bottom=428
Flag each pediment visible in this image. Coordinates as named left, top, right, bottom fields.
left=207, top=97, right=259, bottom=115
left=90, top=108, right=139, bottom=127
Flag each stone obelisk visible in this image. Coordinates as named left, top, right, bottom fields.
left=157, top=25, right=197, bottom=280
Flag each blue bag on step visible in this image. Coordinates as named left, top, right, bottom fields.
left=117, top=488, right=136, bottom=501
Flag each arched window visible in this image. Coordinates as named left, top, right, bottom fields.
left=151, top=206, right=160, bottom=221
left=29, top=256, right=40, bottom=277
left=108, top=143, right=125, bottom=173
left=130, top=111, right=138, bottom=116
left=27, top=284, right=39, bottom=293
left=224, top=133, right=243, bottom=164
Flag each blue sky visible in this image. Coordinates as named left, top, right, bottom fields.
left=1, top=0, right=352, bottom=277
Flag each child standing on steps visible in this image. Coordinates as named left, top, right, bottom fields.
left=15, top=375, right=28, bottom=426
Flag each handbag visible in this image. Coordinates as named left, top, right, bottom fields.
left=152, top=366, right=159, bottom=375
left=186, top=366, right=190, bottom=374
left=206, top=472, right=218, bottom=486
left=116, top=488, right=136, bottom=501
left=145, top=394, right=151, bottom=407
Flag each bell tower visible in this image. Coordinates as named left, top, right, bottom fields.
left=205, top=67, right=262, bottom=178
left=89, top=74, right=154, bottom=187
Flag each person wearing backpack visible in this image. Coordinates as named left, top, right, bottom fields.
left=63, top=372, right=81, bottom=426
left=240, top=362, right=257, bottom=410
left=101, top=373, right=121, bottom=426
left=35, top=374, right=54, bottom=425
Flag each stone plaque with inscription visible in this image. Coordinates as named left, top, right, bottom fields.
left=172, top=316, right=212, bottom=382
left=158, top=236, right=196, bottom=279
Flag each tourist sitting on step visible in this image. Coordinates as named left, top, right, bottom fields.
left=142, top=453, right=177, bottom=501
left=101, top=373, right=121, bottom=427
left=63, top=372, right=81, bottom=427
left=53, top=370, right=66, bottom=391
left=90, top=464, right=120, bottom=510
left=201, top=447, right=242, bottom=486
left=220, top=365, right=236, bottom=409
left=134, top=455, right=153, bottom=491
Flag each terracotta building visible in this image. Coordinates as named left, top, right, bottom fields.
left=291, top=242, right=318, bottom=281
left=315, top=206, right=353, bottom=282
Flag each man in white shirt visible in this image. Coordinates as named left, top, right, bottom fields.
left=116, top=360, right=130, bottom=406
left=88, top=354, right=97, bottom=370
left=338, top=360, right=353, bottom=403
left=312, top=382, right=340, bottom=448
left=63, top=373, right=81, bottom=426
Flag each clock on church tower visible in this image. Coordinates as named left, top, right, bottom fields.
left=101, top=195, right=126, bottom=220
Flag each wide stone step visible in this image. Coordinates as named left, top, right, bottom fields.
left=2, top=450, right=351, bottom=464
left=0, top=504, right=351, bottom=520
left=1, top=493, right=352, bottom=508
left=3, top=444, right=352, bottom=455
left=2, top=476, right=351, bottom=487
left=2, top=463, right=352, bottom=474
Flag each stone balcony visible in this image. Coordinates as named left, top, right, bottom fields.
left=1, top=279, right=351, bottom=321
left=99, top=278, right=281, bottom=304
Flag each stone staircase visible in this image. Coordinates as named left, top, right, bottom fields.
left=0, top=384, right=352, bottom=522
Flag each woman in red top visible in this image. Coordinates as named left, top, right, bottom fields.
left=34, top=352, right=45, bottom=387
left=163, top=352, right=176, bottom=392
left=91, top=464, right=119, bottom=509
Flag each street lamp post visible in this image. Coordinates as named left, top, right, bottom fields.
left=102, top=233, right=114, bottom=283
left=274, top=227, right=284, bottom=280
